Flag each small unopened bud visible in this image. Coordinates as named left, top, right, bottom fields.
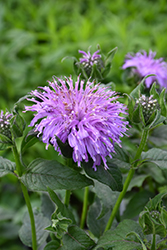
left=0, top=111, right=12, bottom=139
left=78, top=50, right=104, bottom=76
left=136, top=95, right=159, bottom=123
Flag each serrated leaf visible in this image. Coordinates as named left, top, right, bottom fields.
left=83, top=160, right=123, bottom=191
left=20, top=158, right=93, bottom=191
left=0, top=157, right=16, bottom=177
left=19, top=208, right=50, bottom=247
left=141, top=148, right=167, bottom=170
left=94, top=219, right=143, bottom=250
left=47, top=187, right=76, bottom=223
left=62, top=225, right=95, bottom=250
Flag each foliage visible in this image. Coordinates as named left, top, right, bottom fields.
left=1, top=1, right=167, bottom=250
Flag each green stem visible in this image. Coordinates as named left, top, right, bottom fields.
left=21, top=183, right=37, bottom=250
left=104, top=129, right=149, bottom=232
left=80, top=186, right=89, bottom=229
left=64, top=190, right=71, bottom=206
left=151, top=233, right=156, bottom=250
left=12, top=144, right=24, bottom=177
left=12, top=143, right=37, bottom=250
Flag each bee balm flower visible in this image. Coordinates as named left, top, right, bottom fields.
left=122, top=50, right=167, bottom=89
left=25, top=76, right=128, bottom=170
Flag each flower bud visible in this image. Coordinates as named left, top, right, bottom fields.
left=78, top=49, right=104, bottom=77
left=0, top=111, right=12, bottom=139
left=135, top=95, right=159, bottom=123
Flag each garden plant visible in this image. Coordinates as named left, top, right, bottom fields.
left=1, top=1, right=167, bottom=250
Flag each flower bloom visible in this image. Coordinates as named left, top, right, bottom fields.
left=0, top=110, right=12, bottom=138
left=25, top=76, right=128, bottom=170
left=122, top=50, right=167, bottom=89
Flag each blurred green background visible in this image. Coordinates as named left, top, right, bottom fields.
left=0, top=0, right=167, bottom=249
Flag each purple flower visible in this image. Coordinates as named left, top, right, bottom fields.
left=25, top=76, right=128, bottom=170
left=79, top=50, right=101, bottom=66
left=78, top=49, right=104, bottom=77
left=122, top=50, right=167, bottom=89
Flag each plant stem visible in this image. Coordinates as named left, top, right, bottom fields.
left=64, top=190, right=71, bottom=206
left=151, top=233, right=156, bottom=250
left=12, top=143, right=37, bottom=250
left=80, top=186, right=89, bottom=229
left=21, top=182, right=37, bottom=250
left=104, top=129, right=149, bottom=232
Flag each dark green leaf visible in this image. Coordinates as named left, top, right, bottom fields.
left=122, top=190, right=154, bottom=219
left=108, top=144, right=130, bottom=170
left=94, top=219, right=143, bottom=250
left=44, top=240, right=61, bottom=250
left=19, top=208, right=50, bottom=247
left=47, top=187, right=76, bottom=223
left=41, top=193, right=55, bottom=219
left=62, top=225, right=95, bottom=250
left=141, top=148, right=167, bottom=170
left=0, top=157, right=15, bottom=177
left=21, top=130, right=40, bottom=155
left=21, top=158, right=93, bottom=191
left=94, top=181, right=119, bottom=219
left=11, top=112, right=26, bottom=138
left=83, top=160, right=123, bottom=191
left=87, top=196, right=112, bottom=238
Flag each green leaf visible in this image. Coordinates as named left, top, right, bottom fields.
left=127, top=174, right=149, bottom=191
left=105, top=47, right=118, bottom=62
left=122, top=190, right=154, bottom=219
left=47, top=187, right=76, bottom=223
left=11, top=112, right=26, bottom=138
left=0, top=157, right=15, bottom=177
left=44, top=240, right=61, bottom=250
left=129, top=79, right=145, bottom=100
left=46, top=212, right=72, bottom=239
left=41, top=193, right=55, bottom=219
left=94, top=219, right=143, bottom=250
left=139, top=193, right=167, bottom=237
left=141, top=148, right=167, bottom=170
left=19, top=208, right=50, bottom=247
left=62, top=225, right=95, bottom=250
left=21, top=130, right=40, bottom=156
left=20, top=158, right=93, bottom=191
left=108, top=144, right=130, bottom=170
left=83, top=160, right=123, bottom=191
left=87, top=196, right=112, bottom=238
left=94, top=181, right=119, bottom=219
left=149, top=124, right=167, bottom=147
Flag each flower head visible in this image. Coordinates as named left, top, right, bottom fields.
left=25, top=76, right=128, bottom=170
left=78, top=49, right=104, bottom=77
left=122, top=50, right=167, bottom=89
left=0, top=110, right=12, bottom=139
